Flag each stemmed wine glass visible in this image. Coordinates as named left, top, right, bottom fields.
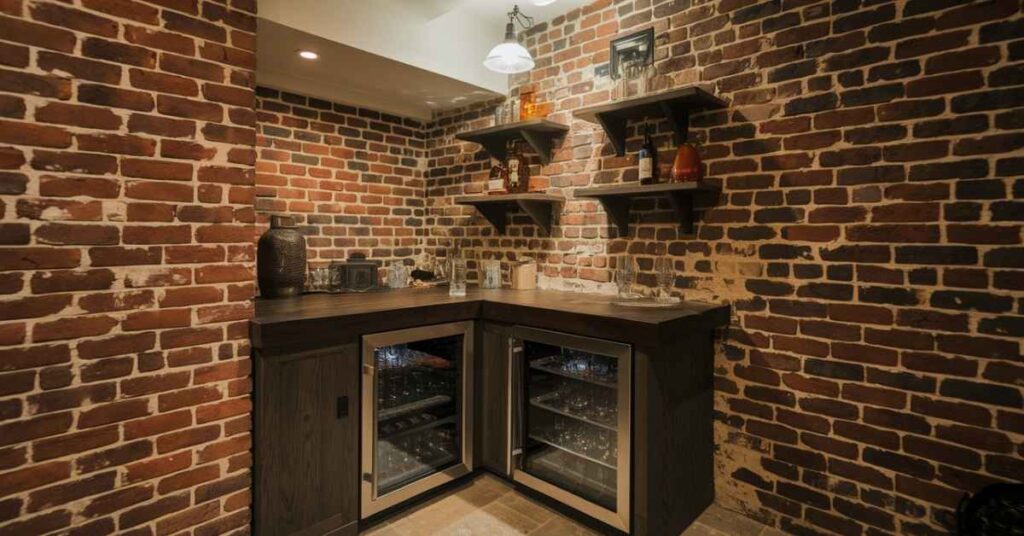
left=615, top=256, right=636, bottom=299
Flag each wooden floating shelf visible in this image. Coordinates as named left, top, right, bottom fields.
left=455, top=119, right=569, bottom=165
left=454, top=193, right=564, bottom=235
left=573, top=86, right=727, bottom=157
left=575, top=182, right=717, bottom=235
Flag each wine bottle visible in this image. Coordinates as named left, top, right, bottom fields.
left=638, top=124, right=657, bottom=185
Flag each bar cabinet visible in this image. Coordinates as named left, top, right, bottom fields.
left=252, top=288, right=728, bottom=536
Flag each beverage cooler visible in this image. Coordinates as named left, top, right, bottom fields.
left=508, top=326, right=631, bottom=532
left=360, top=322, right=474, bottom=518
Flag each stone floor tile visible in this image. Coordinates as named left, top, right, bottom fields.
left=495, top=489, right=560, bottom=524
left=529, top=515, right=602, bottom=536
left=444, top=510, right=531, bottom=536
left=697, top=503, right=766, bottom=536
left=680, top=521, right=726, bottom=536
left=365, top=473, right=772, bottom=536
left=360, top=523, right=401, bottom=536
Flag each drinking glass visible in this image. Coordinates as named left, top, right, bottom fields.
left=494, top=102, right=506, bottom=126
left=615, top=256, right=636, bottom=299
left=435, top=249, right=449, bottom=281
left=449, top=257, right=467, bottom=297
left=655, top=257, right=675, bottom=300
left=568, top=386, right=589, bottom=413
left=480, top=260, right=501, bottom=289
left=387, top=261, right=408, bottom=289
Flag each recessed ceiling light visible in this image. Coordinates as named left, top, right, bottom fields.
left=532, top=0, right=557, bottom=5
left=298, top=50, right=318, bottom=60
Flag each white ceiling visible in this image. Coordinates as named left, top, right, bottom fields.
left=256, top=0, right=593, bottom=120
left=257, top=19, right=497, bottom=120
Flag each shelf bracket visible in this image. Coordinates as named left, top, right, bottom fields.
left=597, top=197, right=631, bottom=236
left=594, top=112, right=628, bottom=157
left=659, top=102, right=690, bottom=145
left=520, top=130, right=554, bottom=166
left=479, top=140, right=509, bottom=163
left=475, top=204, right=508, bottom=234
left=515, top=199, right=555, bottom=235
left=667, top=190, right=696, bottom=235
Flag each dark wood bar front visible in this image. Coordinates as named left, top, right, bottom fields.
left=251, top=288, right=728, bottom=535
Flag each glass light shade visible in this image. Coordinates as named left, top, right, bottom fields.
left=484, top=40, right=535, bottom=74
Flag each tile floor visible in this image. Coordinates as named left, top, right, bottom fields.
left=361, top=474, right=785, bottom=536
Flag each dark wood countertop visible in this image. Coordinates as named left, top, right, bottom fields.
left=251, top=287, right=729, bottom=353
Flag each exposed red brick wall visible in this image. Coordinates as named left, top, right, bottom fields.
left=427, top=0, right=1024, bottom=534
left=0, top=1, right=256, bottom=534
left=255, top=88, right=427, bottom=270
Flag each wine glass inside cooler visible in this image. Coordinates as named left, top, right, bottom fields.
left=373, top=334, right=463, bottom=496
left=521, top=341, right=620, bottom=511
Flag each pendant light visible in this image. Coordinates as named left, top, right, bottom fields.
left=484, top=5, right=535, bottom=74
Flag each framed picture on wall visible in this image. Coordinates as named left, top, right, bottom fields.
left=610, top=28, right=654, bottom=79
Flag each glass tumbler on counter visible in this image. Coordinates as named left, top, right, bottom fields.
left=480, top=260, right=501, bottom=289
left=614, top=256, right=636, bottom=299
left=655, top=257, right=676, bottom=301
left=449, top=258, right=467, bottom=297
left=387, top=262, right=409, bottom=289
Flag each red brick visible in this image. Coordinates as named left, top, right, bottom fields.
left=0, top=16, right=76, bottom=53
left=156, top=424, right=220, bottom=454
left=0, top=412, right=72, bottom=447
left=0, top=460, right=70, bottom=497
left=0, top=119, right=72, bottom=148
left=32, top=317, right=117, bottom=342
left=82, top=484, right=154, bottom=518
left=124, top=454, right=192, bottom=489
left=124, top=410, right=192, bottom=441
left=78, top=399, right=151, bottom=429
left=83, top=0, right=160, bottom=25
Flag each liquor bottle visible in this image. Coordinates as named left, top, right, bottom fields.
left=638, top=123, right=657, bottom=185
left=505, top=142, right=529, bottom=193
left=488, top=164, right=507, bottom=194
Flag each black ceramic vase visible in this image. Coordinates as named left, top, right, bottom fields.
left=257, top=215, right=306, bottom=298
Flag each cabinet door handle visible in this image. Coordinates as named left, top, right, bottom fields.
left=336, top=396, right=349, bottom=419
left=363, top=364, right=374, bottom=377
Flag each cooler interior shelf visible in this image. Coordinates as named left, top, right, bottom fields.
left=529, top=359, right=617, bottom=390
left=575, top=182, right=718, bottom=235
left=455, top=119, right=569, bottom=166
left=454, top=193, right=564, bottom=235
left=378, top=394, right=452, bottom=421
left=528, top=434, right=617, bottom=470
left=572, top=86, right=727, bottom=156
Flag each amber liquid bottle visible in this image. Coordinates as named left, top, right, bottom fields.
left=670, top=143, right=702, bottom=183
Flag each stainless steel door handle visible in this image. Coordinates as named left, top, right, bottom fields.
left=509, top=340, right=524, bottom=466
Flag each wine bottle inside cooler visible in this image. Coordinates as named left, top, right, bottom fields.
left=638, top=124, right=657, bottom=185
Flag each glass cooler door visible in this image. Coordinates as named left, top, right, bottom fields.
left=361, top=322, right=474, bottom=518
left=509, top=326, right=631, bottom=533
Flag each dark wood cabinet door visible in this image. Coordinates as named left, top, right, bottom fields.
left=477, top=322, right=510, bottom=475
left=255, top=344, right=359, bottom=536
